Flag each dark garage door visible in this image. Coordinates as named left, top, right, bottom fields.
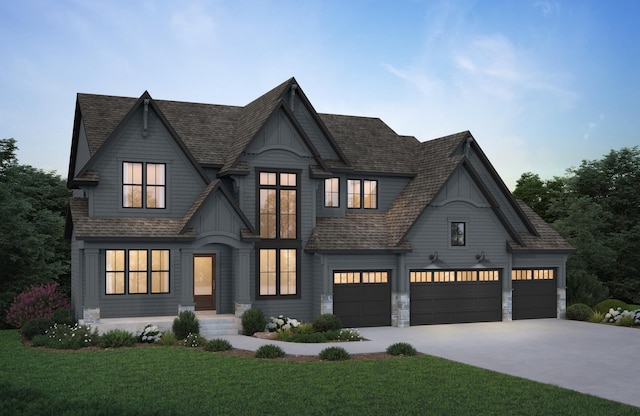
left=410, top=270, right=502, bottom=325
left=333, top=271, right=391, bottom=327
left=512, top=269, right=557, bottom=320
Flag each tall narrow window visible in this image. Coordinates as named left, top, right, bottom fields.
left=257, top=171, right=299, bottom=297
left=324, top=177, right=339, bottom=207
left=363, top=180, right=377, bottom=209
left=146, top=163, right=165, bottom=208
left=123, top=162, right=143, bottom=208
left=347, top=179, right=361, bottom=208
left=122, top=162, right=165, bottom=208
left=128, top=250, right=148, bottom=293
left=106, top=250, right=125, bottom=294
left=151, top=250, right=170, bottom=293
left=451, top=222, right=466, bottom=246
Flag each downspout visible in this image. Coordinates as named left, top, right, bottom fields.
left=142, top=99, right=149, bottom=137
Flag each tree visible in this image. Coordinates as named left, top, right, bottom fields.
left=0, top=139, right=70, bottom=325
left=513, top=172, right=566, bottom=223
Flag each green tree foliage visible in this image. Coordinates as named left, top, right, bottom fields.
left=0, top=139, right=70, bottom=325
left=514, top=146, right=640, bottom=304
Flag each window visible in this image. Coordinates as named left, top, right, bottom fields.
left=451, top=222, right=466, bottom=246
left=105, top=249, right=170, bottom=295
left=324, top=177, right=339, bottom=207
left=257, top=171, right=299, bottom=297
left=347, top=179, right=378, bottom=209
left=122, top=162, right=165, bottom=208
left=512, top=269, right=555, bottom=280
left=333, top=271, right=388, bottom=284
left=410, top=270, right=499, bottom=283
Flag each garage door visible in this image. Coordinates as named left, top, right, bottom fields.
left=410, top=270, right=501, bottom=325
left=333, top=271, right=391, bottom=327
left=512, top=269, right=557, bottom=320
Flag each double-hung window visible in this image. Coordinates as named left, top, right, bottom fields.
left=324, top=177, right=339, bottom=208
left=106, top=249, right=170, bottom=295
left=122, top=162, right=165, bottom=208
left=258, top=171, right=299, bottom=297
left=347, top=179, right=377, bottom=209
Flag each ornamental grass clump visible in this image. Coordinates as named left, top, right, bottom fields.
left=319, top=346, right=350, bottom=361
left=255, top=344, right=285, bottom=359
left=589, top=311, right=605, bottom=323
left=98, top=329, right=137, bottom=348
left=205, top=338, right=233, bottom=352
left=5, top=283, right=70, bottom=328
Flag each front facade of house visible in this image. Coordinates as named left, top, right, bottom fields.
left=65, top=78, right=573, bottom=327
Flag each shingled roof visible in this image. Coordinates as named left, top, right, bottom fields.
left=509, top=201, right=575, bottom=252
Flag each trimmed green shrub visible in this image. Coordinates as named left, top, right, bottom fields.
left=183, top=333, right=205, bottom=347
left=172, top=310, right=200, bottom=339
left=21, top=317, right=54, bottom=341
left=241, top=308, right=266, bottom=336
left=158, top=330, right=177, bottom=346
left=50, top=308, right=74, bottom=325
left=286, top=332, right=328, bottom=343
left=386, top=342, right=417, bottom=356
left=594, top=299, right=628, bottom=314
left=205, top=338, right=233, bottom=352
left=255, top=344, right=285, bottom=359
left=98, top=329, right=136, bottom=348
left=566, top=303, right=593, bottom=321
left=312, top=314, right=342, bottom=333
left=319, top=346, right=350, bottom=361
left=30, top=323, right=98, bottom=349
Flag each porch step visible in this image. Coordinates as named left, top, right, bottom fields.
left=199, top=316, right=240, bottom=337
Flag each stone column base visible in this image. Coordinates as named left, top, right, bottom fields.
left=557, top=288, right=567, bottom=319
left=320, top=294, right=333, bottom=315
left=235, top=302, right=252, bottom=334
left=178, top=304, right=195, bottom=314
left=82, top=307, right=100, bottom=324
left=502, top=291, right=513, bottom=322
left=392, top=292, right=410, bottom=328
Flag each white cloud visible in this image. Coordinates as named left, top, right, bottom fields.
left=583, top=114, right=605, bottom=140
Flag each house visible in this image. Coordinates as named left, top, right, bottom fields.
left=65, top=77, right=573, bottom=331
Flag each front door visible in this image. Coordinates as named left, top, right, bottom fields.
left=193, top=254, right=215, bottom=310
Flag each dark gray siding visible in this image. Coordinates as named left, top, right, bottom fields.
left=70, top=235, right=83, bottom=320
left=74, top=119, right=91, bottom=177
left=84, top=106, right=206, bottom=218
left=288, top=94, right=339, bottom=160
left=246, top=112, right=313, bottom=157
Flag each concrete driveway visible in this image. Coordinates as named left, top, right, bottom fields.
left=223, top=319, right=639, bottom=408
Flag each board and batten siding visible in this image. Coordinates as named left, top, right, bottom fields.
left=84, top=106, right=206, bottom=218
left=74, top=119, right=91, bottom=177
left=288, top=93, right=339, bottom=160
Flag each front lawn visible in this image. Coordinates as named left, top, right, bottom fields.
left=1, top=330, right=638, bottom=415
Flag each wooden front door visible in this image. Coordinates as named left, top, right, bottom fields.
left=193, top=254, right=215, bottom=310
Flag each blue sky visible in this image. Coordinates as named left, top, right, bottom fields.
left=1, top=0, right=638, bottom=189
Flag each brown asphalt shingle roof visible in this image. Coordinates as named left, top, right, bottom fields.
left=509, top=201, right=574, bottom=252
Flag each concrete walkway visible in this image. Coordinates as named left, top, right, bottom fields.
left=219, top=319, right=640, bottom=408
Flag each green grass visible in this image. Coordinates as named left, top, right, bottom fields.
left=1, top=330, right=638, bottom=416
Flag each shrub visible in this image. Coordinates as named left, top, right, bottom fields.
left=172, top=310, right=200, bottom=339
left=183, top=333, right=205, bottom=348
left=294, top=322, right=314, bottom=334
left=158, top=330, right=177, bottom=346
left=135, top=324, right=162, bottom=343
left=386, top=342, right=417, bottom=356
left=5, top=283, right=71, bottom=328
left=566, top=303, right=593, bottom=321
left=594, top=299, right=628, bottom=315
left=21, top=317, right=54, bottom=341
left=286, top=332, right=328, bottom=343
left=50, top=308, right=74, bottom=325
left=616, top=315, right=635, bottom=327
left=589, top=311, right=605, bottom=323
left=241, top=308, right=266, bottom=336
left=98, top=329, right=136, bottom=348
left=30, top=323, right=98, bottom=349
left=205, top=338, right=233, bottom=352
left=312, top=314, right=342, bottom=333
left=255, top=344, right=285, bottom=359
left=335, top=328, right=363, bottom=341
left=319, top=346, right=350, bottom=361
left=267, top=315, right=301, bottom=332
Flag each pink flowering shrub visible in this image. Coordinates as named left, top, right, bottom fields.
left=5, top=283, right=70, bottom=328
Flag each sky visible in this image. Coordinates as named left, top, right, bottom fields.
left=1, top=0, right=639, bottom=190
